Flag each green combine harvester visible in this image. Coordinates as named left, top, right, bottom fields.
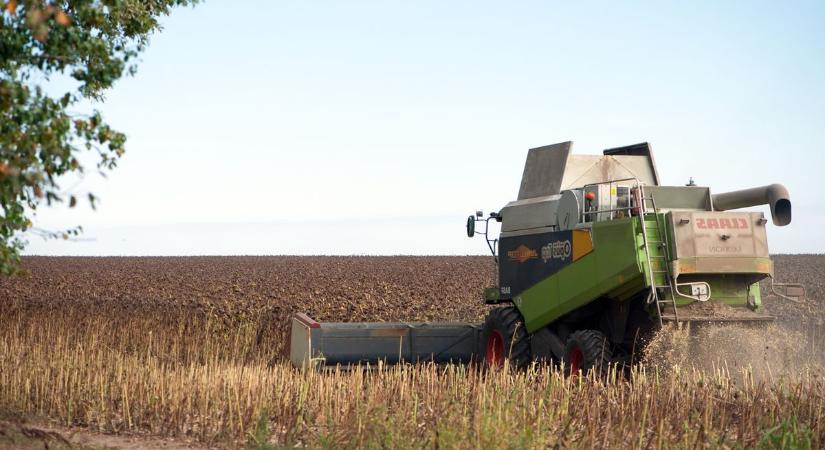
left=290, top=142, right=803, bottom=372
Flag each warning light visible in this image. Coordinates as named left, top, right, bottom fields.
left=585, top=192, right=596, bottom=201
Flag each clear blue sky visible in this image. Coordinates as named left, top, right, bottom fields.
left=24, top=0, right=825, bottom=255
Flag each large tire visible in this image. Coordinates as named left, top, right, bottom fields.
left=564, top=329, right=612, bottom=375
left=481, top=307, right=531, bottom=368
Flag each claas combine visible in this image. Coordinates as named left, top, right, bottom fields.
left=290, top=141, right=803, bottom=372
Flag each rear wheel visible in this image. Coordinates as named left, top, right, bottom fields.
left=481, top=307, right=530, bottom=368
left=564, top=329, right=612, bottom=375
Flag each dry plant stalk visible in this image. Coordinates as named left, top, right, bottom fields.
left=0, top=309, right=823, bottom=448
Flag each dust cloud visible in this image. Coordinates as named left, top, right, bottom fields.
left=643, top=296, right=825, bottom=381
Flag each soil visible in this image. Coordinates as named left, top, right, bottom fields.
left=0, top=420, right=212, bottom=450
left=0, top=255, right=495, bottom=323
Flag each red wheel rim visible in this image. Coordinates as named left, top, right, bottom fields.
left=569, top=347, right=583, bottom=374
left=485, top=330, right=505, bottom=367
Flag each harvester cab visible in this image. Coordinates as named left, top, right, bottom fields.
left=289, top=141, right=803, bottom=371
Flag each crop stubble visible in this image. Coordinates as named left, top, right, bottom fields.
left=0, top=255, right=824, bottom=448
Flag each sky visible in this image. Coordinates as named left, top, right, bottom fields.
left=23, top=0, right=825, bottom=255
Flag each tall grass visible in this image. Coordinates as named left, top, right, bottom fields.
left=0, top=309, right=823, bottom=448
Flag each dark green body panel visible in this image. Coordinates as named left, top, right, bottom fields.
left=514, top=217, right=646, bottom=333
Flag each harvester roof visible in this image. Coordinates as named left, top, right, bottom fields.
left=517, top=141, right=660, bottom=201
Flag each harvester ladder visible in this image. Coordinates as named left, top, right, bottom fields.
left=637, top=186, right=679, bottom=326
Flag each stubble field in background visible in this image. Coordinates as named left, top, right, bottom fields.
left=0, top=255, right=823, bottom=448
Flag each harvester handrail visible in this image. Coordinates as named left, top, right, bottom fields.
left=580, top=207, right=636, bottom=216
left=580, top=177, right=647, bottom=221
left=581, top=177, right=643, bottom=189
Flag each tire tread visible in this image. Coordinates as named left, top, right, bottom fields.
left=482, top=307, right=531, bottom=368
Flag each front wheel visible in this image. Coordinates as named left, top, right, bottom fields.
left=481, top=307, right=531, bottom=368
left=564, top=329, right=612, bottom=375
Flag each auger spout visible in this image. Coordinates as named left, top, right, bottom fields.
left=712, top=184, right=791, bottom=226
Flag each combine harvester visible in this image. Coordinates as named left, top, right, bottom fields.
left=291, top=142, right=803, bottom=372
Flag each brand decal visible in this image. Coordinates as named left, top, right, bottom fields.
left=499, top=229, right=589, bottom=298
left=696, top=217, right=749, bottom=230
left=507, top=244, right=538, bottom=263
left=541, top=240, right=572, bottom=262
left=709, top=245, right=742, bottom=253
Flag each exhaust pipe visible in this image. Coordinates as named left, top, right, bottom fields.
left=712, top=184, right=791, bottom=226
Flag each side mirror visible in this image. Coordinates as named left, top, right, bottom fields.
left=466, top=215, right=475, bottom=237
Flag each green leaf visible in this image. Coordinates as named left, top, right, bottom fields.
left=0, top=0, right=198, bottom=275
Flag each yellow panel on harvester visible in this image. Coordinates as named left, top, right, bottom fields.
left=572, top=229, right=593, bottom=261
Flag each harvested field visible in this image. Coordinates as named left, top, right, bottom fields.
left=765, top=254, right=825, bottom=325
left=0, top=256, right=495, bottom=362
left=1, top=255, right=824, bottom=448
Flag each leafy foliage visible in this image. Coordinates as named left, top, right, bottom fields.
left=0, top=0, right=195, bottom=274
left=758, top=416, right=813, bottom=450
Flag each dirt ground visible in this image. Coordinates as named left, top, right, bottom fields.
left=0, top=255, right=495, bottom=323
left=0, top=420, right=212, bottom=450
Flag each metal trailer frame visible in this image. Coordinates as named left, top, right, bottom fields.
left=290, top=313, right=483, bottom=369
